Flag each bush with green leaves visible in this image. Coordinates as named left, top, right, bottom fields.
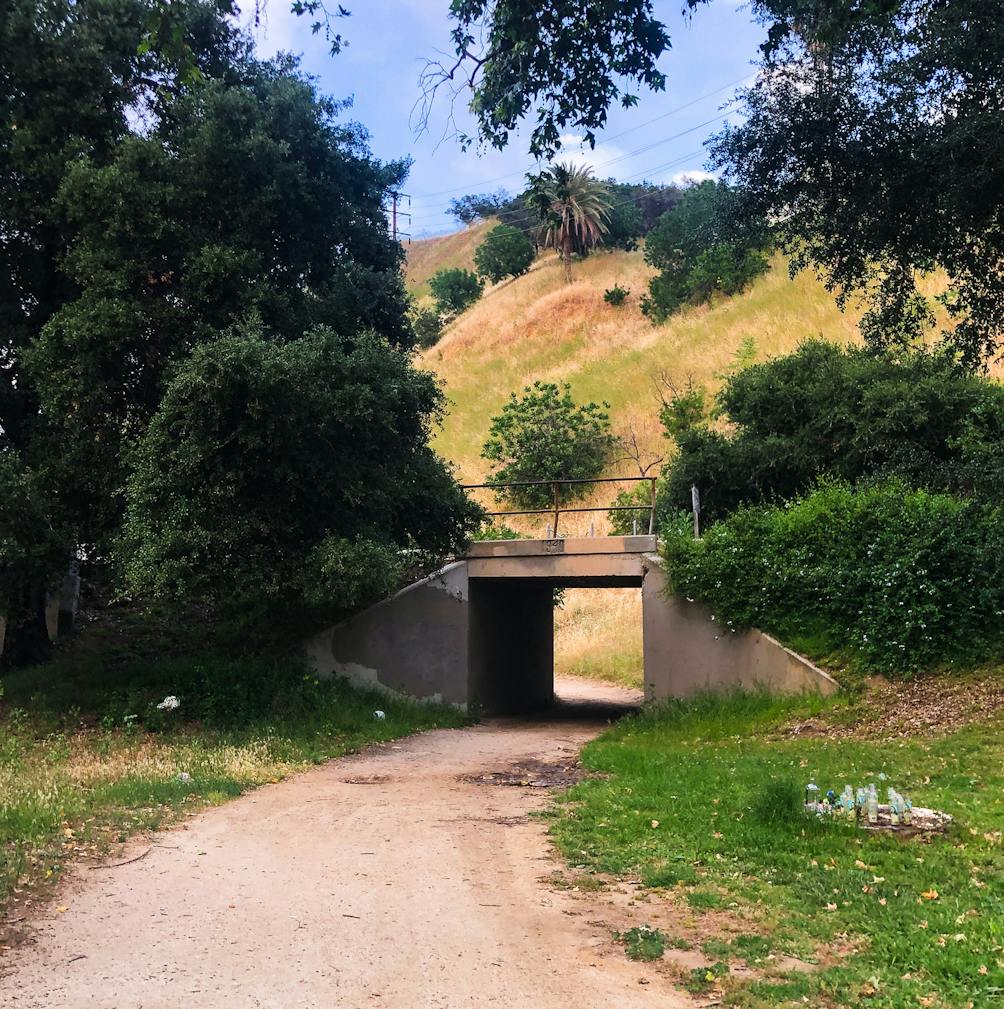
left=410, top=304, right=444, bottom=348
left=482, top=382, right=617, bottom=510
left=0, top=451, right=68, bottom=665
left=474, top=223, right=535, bottom=283
left=119, top=323, right=481, bottom=619
left=428, top=267, right=484, bottom=318
left=662, top=481, right=1004, bottom=675
left=661, top=340, right=1004, bottom=526
left=603, top=284, right=629, bottom=306
left=640, top=180, right=769, bottom=323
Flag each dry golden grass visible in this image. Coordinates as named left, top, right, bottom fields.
left=554, top=588, right=643, bottom=687
left=405, top=219, right=495, bottom=297
left=422, top=250, right=868, bottom=482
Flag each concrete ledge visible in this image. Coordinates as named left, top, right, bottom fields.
left=465, top=535, right=657, bottom=558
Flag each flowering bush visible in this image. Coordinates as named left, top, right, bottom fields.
left=661, top=481, right=1004, bottom=675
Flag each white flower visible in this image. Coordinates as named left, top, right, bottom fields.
left=156, top=695, right=181, bottom=711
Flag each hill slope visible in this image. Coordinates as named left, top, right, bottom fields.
left=411, top=232, right=954, bottom=687
left=422, top=248, right=865, bottom=483
left=405, top=220, right=495, bottom=297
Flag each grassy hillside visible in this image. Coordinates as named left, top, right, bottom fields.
left=422, top=248, right=866, bottom=484
left=405, top=219, right=495, bottom=297
left=413, top=232, right=964, bottom=687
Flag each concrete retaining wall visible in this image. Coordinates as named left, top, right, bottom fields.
left=305, top=562, right=471, bottom=707
left=642, top=557, right=838, bottom=700
left=305, top=542, right=838, bottom=714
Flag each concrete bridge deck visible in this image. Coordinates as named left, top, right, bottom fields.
left=306, top=537, right=837, bottom=714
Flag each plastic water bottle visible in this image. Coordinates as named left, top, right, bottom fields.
left=806, top=782, right=820, bottom=808
left=902, top=796, right=913, bottom=826
left=866, top=784, right=879, bottom=824
left=843, top=785, right=855, bottom=818
left=887, top=788, right=900, bottom=826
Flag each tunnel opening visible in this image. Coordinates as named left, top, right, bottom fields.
left=466, top=577, right=645, bottom=716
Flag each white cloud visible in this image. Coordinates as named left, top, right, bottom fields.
left=670, top=168, right=718, bottom=186
left=553, top=134, right=629, bottom=176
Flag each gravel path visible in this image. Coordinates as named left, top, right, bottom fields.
left=3, top=678, right=689, bottom=1008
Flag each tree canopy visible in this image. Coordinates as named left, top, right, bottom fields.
left=0, top=0, right=473, bottom=663
left=641, top=180, right=769, bottom=322
left=422, top=0, right=676, bottom=158
left=120, top=325, right=479, bottom=615
left=482, top=382, right=617, bottom=510
left=474, top=224, right=535, bottom=284
left=711, top=0, right=1004, bottom=367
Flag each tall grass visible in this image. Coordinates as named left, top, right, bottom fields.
left=553, top=588, right=643, bottom=688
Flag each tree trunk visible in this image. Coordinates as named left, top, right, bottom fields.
left=1, top=588, right=53, bottom=668
left=562, top=232, right=573, bottom=283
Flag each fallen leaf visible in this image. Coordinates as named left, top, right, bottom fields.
left=921, top=889, right=939, bottom=900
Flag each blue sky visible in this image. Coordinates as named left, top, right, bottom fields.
left=253, top=1, right=766, bottom=236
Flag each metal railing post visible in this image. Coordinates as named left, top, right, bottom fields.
left=552, top=481, right=560, bottom=539
left=648, top=477, right=657, bottom=535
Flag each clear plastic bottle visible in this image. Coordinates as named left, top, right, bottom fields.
left=843, top=785, right=855, bottom=818
left=902, top=796, right=913, bottom=826
left=887, top=788, right=900, bottom=826
left=866, top=784, right=879, bottom=824
left=806, top=782, right=820, bottom=808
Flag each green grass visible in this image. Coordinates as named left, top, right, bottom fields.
left=548, top=687, right=1004, bottom=1008
left=619, top=924, right=668, bottom=961
left=0, top=654, right=468, bottom=914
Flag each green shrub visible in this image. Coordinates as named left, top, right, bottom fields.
left=471, top=523, right=523, bottom=541
left=481, top=381, right=617, bottom=510
left=428, top=267, right=484, bottom=317
left=410, top=304, right=444, bottom=348
left=662, top=481, right=1004, bottom=675
left=603, top=284, right=629, bottom=306
left=119, top=324, right=481, bottom=619
left=661, top=340, right=1004, bottom=526
left=640, top=180, right=769, bottom=323
left=474, top=223, right=535, bottom=283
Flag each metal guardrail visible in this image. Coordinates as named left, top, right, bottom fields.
left=462, top=476, right=658, bottom=538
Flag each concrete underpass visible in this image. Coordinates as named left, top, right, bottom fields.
left=306, top=536, right=837, bottom=713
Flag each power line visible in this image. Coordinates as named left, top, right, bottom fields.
left=407, top=108, right=735, bottom=227
left=407, top=72, right=752, bottom=203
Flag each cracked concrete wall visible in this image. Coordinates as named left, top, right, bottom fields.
left=306, top=562, right=471, bottom=707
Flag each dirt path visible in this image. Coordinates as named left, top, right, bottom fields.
left=3, top=678, right=691, bottom=1009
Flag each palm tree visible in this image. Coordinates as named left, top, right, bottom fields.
left=530, top=163, right=612, bottom=282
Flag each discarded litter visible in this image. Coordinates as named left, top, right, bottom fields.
left=373, top=710, right=386, bottom=720
left=156, top=695, right=181, bottom=711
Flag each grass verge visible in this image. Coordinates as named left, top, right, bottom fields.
left=547, top=682, right=1004, bottom=1008
left=0, top=654, right=467, bottom=924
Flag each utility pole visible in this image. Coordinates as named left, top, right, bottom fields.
left=389, top=190, right=412, bottom=244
